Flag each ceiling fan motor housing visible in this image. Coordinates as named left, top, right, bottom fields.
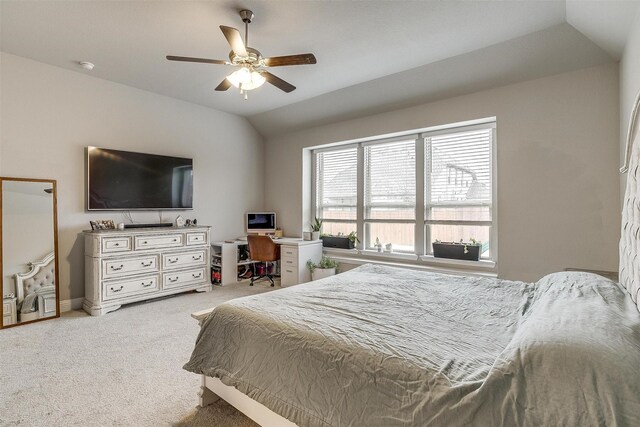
left=239, top=9, right=254, bottom=24
left=229, top=47, right=263, bottom=67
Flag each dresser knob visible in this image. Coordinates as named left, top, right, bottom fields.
left=111, top=286, right=124, bottom=293
left=110, top=265, right=124, bottom=271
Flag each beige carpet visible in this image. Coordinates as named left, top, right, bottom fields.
left=0, top=281, right=277, bottom=426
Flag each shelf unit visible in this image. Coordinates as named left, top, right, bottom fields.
left=211, top=241, right=270, bottom=285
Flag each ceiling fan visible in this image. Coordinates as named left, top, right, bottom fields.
left=167, top=9, right=316, bottom=99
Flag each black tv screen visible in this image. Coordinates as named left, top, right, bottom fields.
left=87, top=147, right=193, bottom=210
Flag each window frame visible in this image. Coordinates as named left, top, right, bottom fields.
left=312, top=120, right=497, bottom=264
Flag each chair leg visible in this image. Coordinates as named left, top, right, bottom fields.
left=263, top=261, right=273, bottom=286
left=250, top=263, right=255, bottom=286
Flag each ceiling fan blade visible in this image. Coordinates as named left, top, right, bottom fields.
left=166, top=55, right=228, bottom=65
left=264, top=54, right=317, bottom=67
left=220, top=25, right=248, bottom=57
left=262, top=71, right=296, bottom=93
left=215, top=79, right=232, bottom=91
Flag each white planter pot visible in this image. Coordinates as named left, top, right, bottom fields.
left=311, top=268, right=335, bottom=281
left=311, top=231, right=321, bottom=240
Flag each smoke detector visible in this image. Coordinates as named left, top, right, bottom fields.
left=79, top=61, right=95, bottom=71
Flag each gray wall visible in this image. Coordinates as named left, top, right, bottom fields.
left=263, top=63, right=621, bottom=283
left=0, top=52, right=265, bottom=301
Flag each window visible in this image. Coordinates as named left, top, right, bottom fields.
left=364, top=139, right=416, bottom=252
left=425, top=127, right=493, bottom=258
left=314, top=147, right=357, bottom=237
left=313, top=121, right=495, bottom=261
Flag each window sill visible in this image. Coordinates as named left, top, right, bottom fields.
left=322, top=248, right=497, bottom=277
left=418, top=255, right=496, bottom=270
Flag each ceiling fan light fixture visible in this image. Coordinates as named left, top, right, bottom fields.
left=226, top=67, right=265, bottom=91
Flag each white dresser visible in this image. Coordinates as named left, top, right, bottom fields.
left=83, top=226, right=211, bottom=316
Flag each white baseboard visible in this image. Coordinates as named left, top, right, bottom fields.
left=59, top=297, right=84, bottom=312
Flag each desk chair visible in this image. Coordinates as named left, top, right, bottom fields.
left=247, top=235, right=280, bottom=287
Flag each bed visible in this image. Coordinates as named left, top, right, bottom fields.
left=185, top=264, right=640, bottom=426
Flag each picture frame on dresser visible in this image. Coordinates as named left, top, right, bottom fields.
left=83, top=225, right=212, bottom=316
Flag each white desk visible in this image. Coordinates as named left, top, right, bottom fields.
left=211, top=238, right=322, bottom=286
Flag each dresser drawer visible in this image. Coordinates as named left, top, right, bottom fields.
left=186, top=232, right=207, bottom=246
left=281, top=266, right=297, bottom=287
left=281, top=245, right=297, bottom=258
left=134, top=234, right=183, bottom=250
left=162, top=250, right=206, bottom=270
left=103, top=275, right=159, bottom=301
left=101, top=237, right=132, bottom=253
left=102, top=255, right=159, bottom=279
left=163, top=268, right=206, bottom=289
left=281, top=254, right=298, bottom=268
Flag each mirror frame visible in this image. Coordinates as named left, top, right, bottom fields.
left=0, top=177, right=60, bottom=329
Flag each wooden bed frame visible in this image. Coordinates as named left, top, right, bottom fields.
left=191, top=308, right=298, bottom=426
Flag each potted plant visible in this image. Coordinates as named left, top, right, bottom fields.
left=321, top=231, right=359, bottom=249
left=306, top=256, right=339, bottom=280
left=432, top=238, right=482, bottom=261
left=310, top=217, right=322, bottom=240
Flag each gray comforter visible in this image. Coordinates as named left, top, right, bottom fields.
left=184, top=264, right=640, bottom=426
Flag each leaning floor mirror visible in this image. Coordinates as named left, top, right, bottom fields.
left=1, top=177, right=60, bottom=328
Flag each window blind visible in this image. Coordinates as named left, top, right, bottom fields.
left=315, top=148, right=357, bottom=220
left=364, top=139, right=416, bottom=219
left=426, top=128, right=492, bottom=208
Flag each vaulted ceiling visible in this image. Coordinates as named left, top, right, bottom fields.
left=1, top=1, right=638, bottom=136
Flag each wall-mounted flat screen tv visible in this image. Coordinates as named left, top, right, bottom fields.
left=87, top=147, right=193, bottom=210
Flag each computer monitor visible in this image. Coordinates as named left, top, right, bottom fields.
left=246, top=212, right=277, bottom=234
